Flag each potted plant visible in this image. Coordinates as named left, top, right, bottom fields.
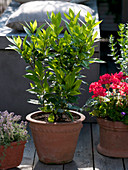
left=0, top=110, right=29, bottom=169
left=7, top=9, right=102, bottom=164
left=85, top=71, right=128, bottom=157
left=84, top=22, right=128, bottom=158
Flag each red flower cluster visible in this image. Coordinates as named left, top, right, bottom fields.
left=114, top=72, right=127, bottom=80
left=89, top=82, right=107, bottom=98
left=99, top=73, right=111, bottom=84
left=89, top=72, right=128, bottom=98
left=118, top=82, right=128, bottom=96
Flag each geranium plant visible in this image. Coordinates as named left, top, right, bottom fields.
left=0, top=110, right=29, bottom=146
left=85, top=72, right=128, bottom=124
left=7, top=9, right=103, bottom=122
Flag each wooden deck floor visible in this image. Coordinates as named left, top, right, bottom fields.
left=11, top=123, right=128, bottom=170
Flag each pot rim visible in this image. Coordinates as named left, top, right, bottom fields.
left=26, top=110, right=85, bottom=125
left=97, top=117, right=128, bottom=129
left=97, top=117, right=126, bottom=124
left=0, top=140, right=26, bottom=148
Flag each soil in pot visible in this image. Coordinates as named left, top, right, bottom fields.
left=26, top=110, right=85, bottom=164
left=32, top=111, right=80, bottom=123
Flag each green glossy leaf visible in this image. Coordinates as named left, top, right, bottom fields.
left=92, top=31, right=98, bottom=40
left=64, top=13, right=71, bottom=20
left=73, top=80, right=82, bottom=91
left=24, top=74, right=40, bottom=83
left=81, top=60, right=90, bottom=69
left=89, top=58, right=105, bottom=63
left=65, top=71, right=75, bottom=90
left=65, top=111, right=73, bottom=121
left=69, top=90, right=81, bottom=96
left=92, top=20, right=103, bottom=28
left=48, top=113, right=55, bottom=123
left=28, top=99, right=40, bottom=105
left=57, top=12, right=61, bottom=27
left=33, top=20, right=37, bottom=32
left=37, top=23, right=46, bottom=33
left=23, top=26, right=32, bottom=37
left=74, top=11, right=80, bottom=24
left=47, top=12, right=52, bottom=21
left=27, top=88, right=41, bottom=94
left=69, top=8, right=74, bottom=19
left=6, top=36, right=16, bottom=46
left=35, top=60, right=43, bottom=77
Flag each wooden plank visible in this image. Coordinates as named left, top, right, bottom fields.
left=124, top=159, right=128, bottom=170
left=92, top=123, right=124, bottom=170
left=18, top=128, right=36, bottom=170
left=64, top=124, right=93, bottom=170
left=10, top=127, right=35, bottom=170
left=33, top=124, right=93, bottom=170
left=33, top=151, right=63, bottom=170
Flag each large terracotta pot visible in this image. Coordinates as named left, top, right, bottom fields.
left=97, top=118, right=128, bottom=158
left=26, top=110, right=85, bottom=164
left=0, top=141, right=26, bottom=170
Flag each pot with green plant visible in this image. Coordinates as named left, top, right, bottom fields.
left=7, top=9, right=102, bottom=164
left=0, top=110, right=29, bottom=169
left=85, top=22, right=128, bottom=158
left=85, top=71, right=128, bottom=157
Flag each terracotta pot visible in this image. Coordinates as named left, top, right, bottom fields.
left=26, top=110, right=85, bottom=164
left=0, top=141, right=26, bottom=170
left=97, top=118, right=128, bottom=158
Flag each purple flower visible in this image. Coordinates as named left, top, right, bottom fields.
left=3, top=110, right=9, bottom=117
left=13, top=115, right=21, bottom=121
left=121, top=112, right=126, bottom=116
left=0, top=110, right=29, bottom=146
left=0, top=117, right=4, bottom=123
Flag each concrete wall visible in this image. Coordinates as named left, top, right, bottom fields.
left=0, top=49, right=38, bottom=119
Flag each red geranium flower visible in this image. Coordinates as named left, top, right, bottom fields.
left=99, top=73, right=111, bottom=85
left=89, top=82, right=107, bottom=98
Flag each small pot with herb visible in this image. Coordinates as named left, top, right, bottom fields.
left=0, top=110, right=29, bottom=169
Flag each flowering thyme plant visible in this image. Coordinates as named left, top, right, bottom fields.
left=0, top=111, right=29, bottom=146
left=85, top=72, right=128, bottom=124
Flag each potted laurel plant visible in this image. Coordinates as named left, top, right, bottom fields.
left=7, top=9, right=102, bottom=164
left=85, top=22, right=128, bottom=158
left=0, top=111, right=29, bottom=169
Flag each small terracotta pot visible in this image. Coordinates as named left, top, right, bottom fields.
left=97, top=118, right=128, bottom=158
left=26, top=110, right=85, bottom=164
left=0, top=141, right=26, bottom=170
